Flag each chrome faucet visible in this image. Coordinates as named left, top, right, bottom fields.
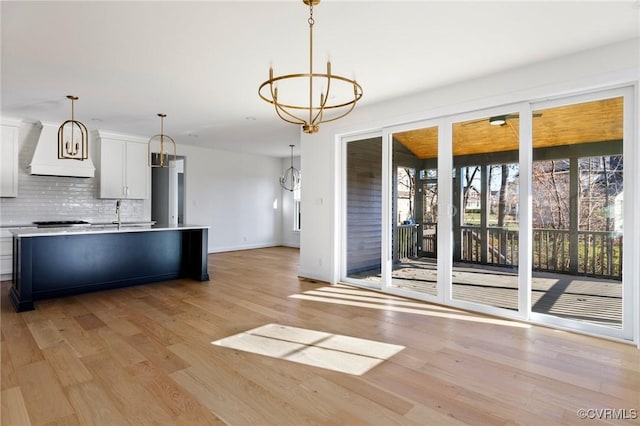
left=115, top=199, right=121, bottom=226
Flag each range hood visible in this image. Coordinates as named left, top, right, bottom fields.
left=28, top=121, right=95, bottom=178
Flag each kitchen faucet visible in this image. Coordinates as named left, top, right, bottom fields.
left=115, top=199, right=121, bottom=226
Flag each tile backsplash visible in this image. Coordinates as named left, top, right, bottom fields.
left=0, top=123, right=146, bottom=226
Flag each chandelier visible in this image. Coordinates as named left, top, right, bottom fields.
left=258, top=0, right=363, bottom=134
left=280, top=145, right=301, bottom=192
left=147, top=113, right=177, bottom=168
left=58, top=95, right=89, bottom=160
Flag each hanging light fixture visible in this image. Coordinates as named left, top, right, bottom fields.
left=147, top=113, right=177, bottom=168
left=280, top=145, right=301, bottom=192
left=258, top=0, right=363, bottom=134
left=58, top=95, right=89, bottom=160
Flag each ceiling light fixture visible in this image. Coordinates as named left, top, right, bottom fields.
left=58, top=95, right=88, bottom=160
left=147, top=113, right=177, bottom=168
left=489, top=115, right=507, bottom=126
left=258, top=0, right=363, bottom=134
left=280, top=145, right=301, bottom=192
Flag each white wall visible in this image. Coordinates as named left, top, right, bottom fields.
left=299, top=38, right=640, bottom=282
left=176, top=143, right=283, bottom=253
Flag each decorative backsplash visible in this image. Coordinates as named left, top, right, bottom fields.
left=0, top=126, right=145, bottom=226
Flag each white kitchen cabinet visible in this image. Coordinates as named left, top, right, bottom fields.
left=0, top=228, right=13, bottom=280
left=0, top=227, right=36, bottom=280
left=1, top=118, right=21, bottom=198
left=96, top=131, right=149, bottom=199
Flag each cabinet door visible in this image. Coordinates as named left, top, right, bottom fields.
left=0, top=229, right=13, bottom=278
left=100, top=139, right=126, bottom=198
left=124, top=142, right=149, bottom=199
left=1, top=125, right=19, bottom=197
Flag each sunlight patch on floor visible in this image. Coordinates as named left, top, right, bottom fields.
left=290, top=286, right=531, bottom=328
left=212, top=323, right=405, bottom=376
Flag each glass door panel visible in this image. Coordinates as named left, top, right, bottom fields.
left=451, top=114, right=520, bottom=311
left=345, top=137, right=383, bottom=285
left=531, top=96, right=624, bottom=329
left=390, top=127, right=438, bottom=296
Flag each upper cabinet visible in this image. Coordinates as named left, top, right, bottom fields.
left=1, top=118, right=21, bottom=198
left=95, top=131, right=149, bottom=199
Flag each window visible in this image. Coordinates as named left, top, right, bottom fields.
left=293, top=178, right=301, bottom=231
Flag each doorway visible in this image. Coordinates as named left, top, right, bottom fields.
left=151, top=155, right=185, bottom=225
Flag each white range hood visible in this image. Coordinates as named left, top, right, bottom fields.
left=28, top=121, right=95, bottom=178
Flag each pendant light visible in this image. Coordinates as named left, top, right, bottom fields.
left=258, top=0, right=363, bottom=134
left=58, top=95, right=89, bottom=160
left=280, top=145, right=301, bottom=192
left=147, top=113, right=177, bottom=168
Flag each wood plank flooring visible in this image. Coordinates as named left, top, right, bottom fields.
left=1, top=246, right=639, bottom=425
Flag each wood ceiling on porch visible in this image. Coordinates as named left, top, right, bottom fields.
left=393, top=97, right=623, bottom=159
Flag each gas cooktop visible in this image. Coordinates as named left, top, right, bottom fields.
left=32, top=220, right=91, bottom=228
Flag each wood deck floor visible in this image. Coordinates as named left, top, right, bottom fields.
left=352, top=257, right=622, bottom=327
left=2, top=247, right=638, bottom=425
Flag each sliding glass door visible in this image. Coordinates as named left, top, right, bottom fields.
left=529, top=89, right=632, bottom=339
left=449, top=112, right=522, bottom=313
left=388, top=125, right=440, bottom=298
left=344, top=136, right=383, bottom=286
left=343, top=123, right=444, bottom=302
left=341, top=86, right=634, bottom=341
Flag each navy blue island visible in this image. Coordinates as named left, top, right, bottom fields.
left=9, top=224, right=210, bottom=312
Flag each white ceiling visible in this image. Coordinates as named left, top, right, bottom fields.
left=1, top=1, right=638, bottom=158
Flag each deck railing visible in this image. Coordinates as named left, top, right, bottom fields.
left=461, top=226, right=519, bottom=267
left=397, top=224, right=419, bottom=259
left=397, top=225, right=622, bottom=280
left=532, top=228, right=622, bottom=279
left=423, top=226, right=437, bottom=257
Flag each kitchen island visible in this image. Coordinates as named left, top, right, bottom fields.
left=9, top=224, right=209, bottom=312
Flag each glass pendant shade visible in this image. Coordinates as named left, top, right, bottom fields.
left=148, top=113, right=177, bottom=168
left=280, top=145, right=301, bottom=192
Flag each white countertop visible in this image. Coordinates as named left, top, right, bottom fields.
left=10, top=224, right=210, bottom=238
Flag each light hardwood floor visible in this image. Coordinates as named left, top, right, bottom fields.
left=1, top=246, right=638, bottom=425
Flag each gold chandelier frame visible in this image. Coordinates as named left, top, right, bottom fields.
left=258, top=0, right=363, bottom=134
left=147, top=113, right=177, bottom=168
left=58, top=95, right=89, bottom=160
